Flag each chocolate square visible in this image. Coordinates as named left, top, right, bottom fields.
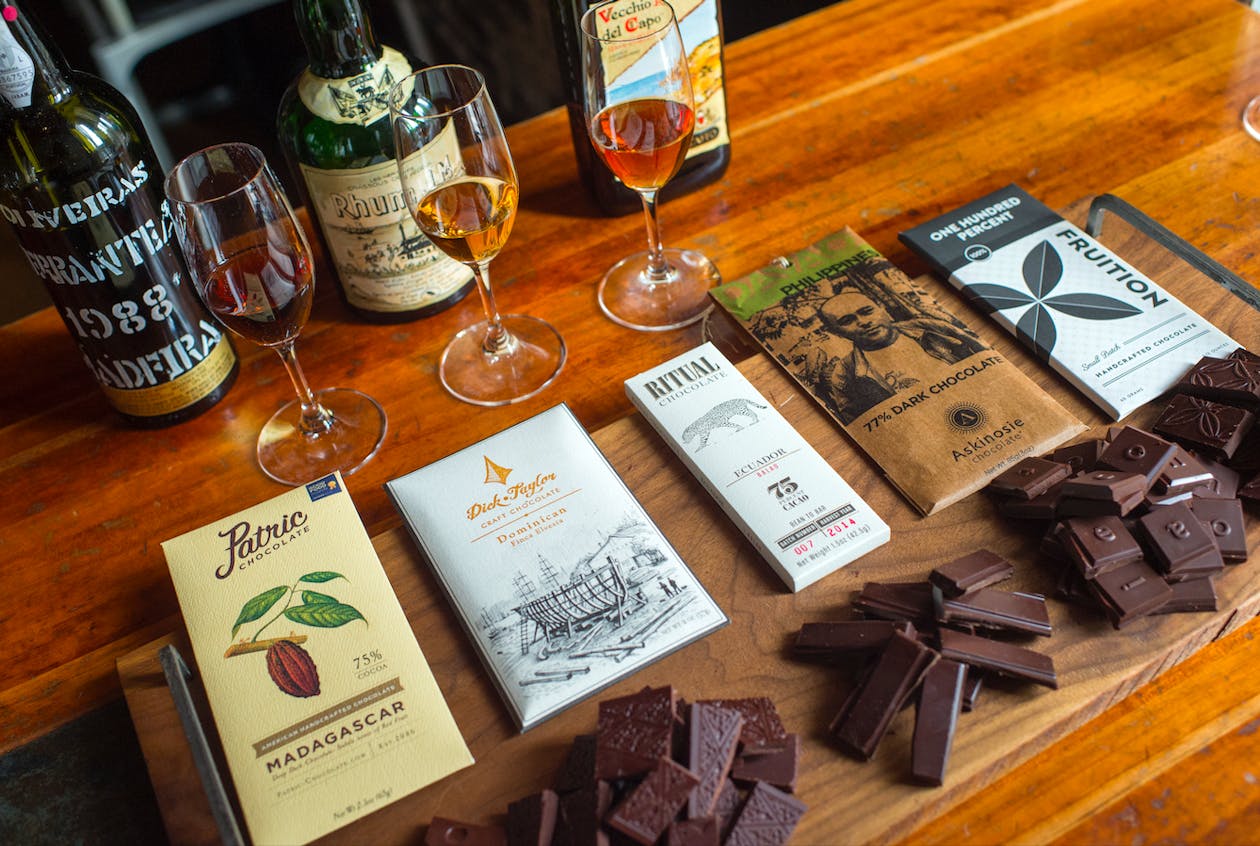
left=1153, top=394, right=1255, bottom=460
left=1059, top=515, right=1145, bottom=579
left=928, top=549, right=1014, bottom=597
left=1154, top=447, right=1216, bottom=493
left=1098, top=427, right=1179, bottom=487
left=1051, top=439, right=1107, bottom=474
left=1189, top=497, right=1249, bottom=563
left=1062, top=470, right=1148, bottom=502
left=606, top=757, right=700, bottom=846
left=427, top=818, right=508, bottom=846
left=1087, top=559, right=1174, bottom=627
left=686, top=703, right=742, bottom=818
left=1175, top=355, right=1260, bottom=410
left=724, top=782, right=806, bottom=846
left=696, top=696, right=789, bottom=754
left=596, top=687, right=677, bottom=779
left=667, top=818, right=720, bottom=846
left=998, top=482, right=1064, bottom=520
left=1136, top=502, right=1224, bottom=581
left=731, top=734, right=800, bottom=792
left=1149, top=577, right=1218, bottom=614
left=506, top=791, right=559, bottom=846
left=988, top=457, right=1073, bottom=500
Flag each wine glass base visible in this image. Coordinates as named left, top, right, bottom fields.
left=257, top=388, right=387, bottom=486
left=597, top=248, right=721, bottom=332
left=1244, top=96, right=1260, bottom=142
left=440, top=315, right=566, bottom=406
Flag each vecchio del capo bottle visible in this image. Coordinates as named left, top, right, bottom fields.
left=277, top=0, right=475, bottom=322
left=0, top=0, right=238, bottom=427
left=549, top=0, right=731, bottom=216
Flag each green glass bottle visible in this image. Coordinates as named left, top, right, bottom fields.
left=0, top=0, right=238, bottom=427
left=277, top=0, right=474, bottom=323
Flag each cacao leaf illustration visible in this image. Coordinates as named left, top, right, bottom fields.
left=231, top=585, right=289, bottom=639
left=285, top=602, right=366, bottom=628
left=1042, top=293, right=1142, bottom=321
left=1022, top=241, right=1063, bottom=298
left=961, top=283, right=1034, bottom=314
left=1015, top=303, right=1057, bottom=360
left=300, top=571, right=346, bottom=584
left=300, top=590, right=338, bottom=605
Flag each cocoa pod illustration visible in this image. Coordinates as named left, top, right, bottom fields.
left=266, top=640, right=320, bottom=698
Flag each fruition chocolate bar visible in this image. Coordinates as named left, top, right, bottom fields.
left=899, top=184, right=1237, bottom=420
left=626, top=343, right=890, bottom=591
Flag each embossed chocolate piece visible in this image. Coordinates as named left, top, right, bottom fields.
left=936, top=587, right=1052, bottom=636
left=911, top=659, right=966, bottom=787
left=794, top=621, right=899, bottom=657
left=1059, top=469, right=1147, bottom=517
left=687, top=703, right=743, bottom=818
left=606, top=757, right=699, bottom=845
left=596, top=686, right=677, bottom=779
left=667, top=818, right=720, bottom=846
left=1153, top=394, right=1255, bottom=460
left=1087, top=559, right=1174, bottom=627
left=427, top=818, right=508, bottom=846
left=724, top=782, right=807, bottom=846
left=989, top=457, right=1073, bottom=500
left=1136, top=502, right=1225, bottom=582
left=1058, top=515, right=1145, bottom=579
left=830, top=629, right=936, bottom=759
left=929, top=549, right=1014, bottom=597
left=937, top=629, right=1057, bottom=688
left=1175, top=355, right=1260, bottom=410
left=1051, top=439, right=1106, bottom=474
left=1153, top=447, right=1216, bottom=493
left=697, top=696, right=790, bottom=754
left=1189, top=497, right=1249, bottom=563
left=1098, top=427, right=1179, bottom=487
left=731, top=734, right=800, bottom=792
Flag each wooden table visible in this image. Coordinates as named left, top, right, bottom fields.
left=5, top=0, right=1260, bottom=841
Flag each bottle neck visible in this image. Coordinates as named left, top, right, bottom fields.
left=0, top=1, right=73, bottom=109
left=295, top=0, right=383, bottom=79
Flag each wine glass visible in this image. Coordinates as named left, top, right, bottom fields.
left=390, top=64, right=566, bottom=406
left=1245, top=96, right=1260, bottom=141
left=165, top=142, right=387, bottom=485
left=580, top=0, right=721, bottom=331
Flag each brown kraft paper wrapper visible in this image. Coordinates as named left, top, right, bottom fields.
left=710, top=228, right=1085, bottom=515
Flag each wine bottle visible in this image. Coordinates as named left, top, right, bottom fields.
left=277, top=0, right=475, bottom=322
left=549, top=0, right=731, bottom=216
left=0, top=1, right=238, bottom=428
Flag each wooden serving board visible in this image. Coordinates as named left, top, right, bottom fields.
left=118, top=207, right=1260, bottom=845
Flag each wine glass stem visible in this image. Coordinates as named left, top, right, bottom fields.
left=639, top=189, right=670, bottom=282
left=274, top=341, right=334, bottom=437
left=472, top=262, right=514, bottom=356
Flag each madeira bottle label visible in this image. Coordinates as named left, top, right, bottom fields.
left=290, top=47, right=473, bottom=315
left=0, top=14, right=34, bottom=107
left=1, top=156, right=238, bottom=420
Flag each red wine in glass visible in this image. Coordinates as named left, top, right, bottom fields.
left=202, top=241, right=314, bottom=347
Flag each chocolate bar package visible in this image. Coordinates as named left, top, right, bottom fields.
left=710, top=228, right=1085, bottom=515
left=899, top=184, right=1237, bottom=419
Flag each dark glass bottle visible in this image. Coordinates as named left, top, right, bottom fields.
left=277, top=0, right=474, bottom=323
left=0, top=1, right=238, bottom=427
left=549, top=0, right=731, bottom=216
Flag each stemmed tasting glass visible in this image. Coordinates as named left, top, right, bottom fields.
left=166, top=142, right=386, bottom=485
left=390, top=64, right=565, bottom=405
left=580, top=0, right=721, bottom=331
left=1245, top=96, right=1260, bottom=141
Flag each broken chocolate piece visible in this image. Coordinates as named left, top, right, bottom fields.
left=554, top=734, right=597, bottom=795
left=793, top=620, right=898, bottom=657
left=1062, top=470, right=1148, bottom=502
left=427, top=818, right=508, bottom=846
left=696, top=697, right=789, bottom=755
left=1051, top=439, right=1106, bottom=474
left=988, top=457, right=1073, bottom=500
left=1175, top=355, right=1260, bottom=411
left=937, top=628, right=1057, bottom=688
left=998, top=483, right=1064, bottom=520
left=1154, top=447, right=1216, bottom=493
left=1136, top=502, right=1225, bottom=582
left=853, top=581, right=935, bottom=622
left=596, top=687, right=677, bottom=779
left=1098, top=427, right=1179, bottom=487
left=1087, top=559, right=1174, bottom=627
left=555, top=782, right=612, bottom=846
left=1150, top=577, right=1218, bottom=614
left=911, top=659, right=966, bottom=787
left=936, top=587, right=1052, bottom=637
left=724, top=782, right=807, bottom=846
left=928, top=549, right=1014, bottom=597
left=606, top=757, right=700, bottom=846
left=1154, top=394, right=1255, bottom=460
left=1059, top=515, right=1145, bottom=579
left=667, top=818, right=720, bottom=846
left=507, top=791, right=559, bottom=846
left=731, top=734, right=799, bottom=792
left=1189, top=497, right=1249, bottom=563
left=687, top=703, right=743, bottom=818
left=712, top=779, right=741, bottom=841
left=1191, top=455, right=1241, bottom=499
left=961, top=669, right=984, bottom=713
left=830, top=629, right=936, bottom=759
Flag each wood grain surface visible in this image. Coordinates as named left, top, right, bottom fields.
left=6, top=0, right=1260, bottom=841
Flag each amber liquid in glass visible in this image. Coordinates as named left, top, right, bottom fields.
left=413, top=177, right=518, bottom=265
left=590, top=99, right=695, bottom=191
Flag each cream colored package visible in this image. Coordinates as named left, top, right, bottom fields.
left=161, top=472, right=472, bottom=845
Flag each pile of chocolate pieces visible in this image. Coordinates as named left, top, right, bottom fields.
left=426, top=686, right=805, bottom=846
left=990, top=349, right=1258, bottom=627
left=793, top=549, right=1056, bottom=786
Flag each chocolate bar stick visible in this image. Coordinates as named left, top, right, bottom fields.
left=937, top=629, right=1057, bottom=689
left=911, top=659, right=966, bottom=787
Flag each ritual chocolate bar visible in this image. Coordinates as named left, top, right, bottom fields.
left=711, top=228, right=1084, bottom=515
left=900, top=185, right=1237, bottom=420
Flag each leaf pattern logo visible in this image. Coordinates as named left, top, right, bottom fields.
left=960, top=241, right=1142, bottom=361
left=1160, top=396, right=1228, bottom=440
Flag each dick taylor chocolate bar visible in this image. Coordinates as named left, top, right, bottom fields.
left=899, top=184, right=1237, bottom=419
left=711, top=228, right=1085, bottom=515
left=626, top=342, right=890, bottom=591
